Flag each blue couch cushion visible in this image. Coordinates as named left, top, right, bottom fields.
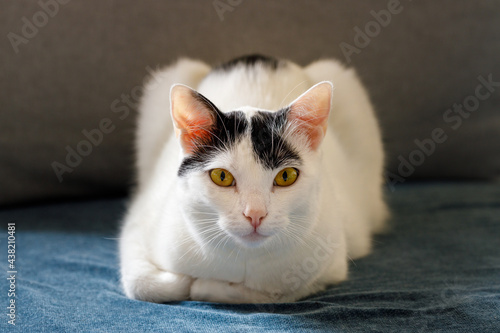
left=1, top=183, right=499, bottom=332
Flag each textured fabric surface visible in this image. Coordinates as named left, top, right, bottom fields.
left=0, top=183, right=499, bottom=332
left=1, top=1, right=500, bottom=205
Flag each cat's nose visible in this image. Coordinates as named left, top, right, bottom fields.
left=243, top=207, right=267, bottom=230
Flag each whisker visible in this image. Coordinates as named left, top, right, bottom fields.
left=278, top=80, right=310, bottom=109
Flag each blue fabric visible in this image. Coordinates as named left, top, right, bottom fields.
left=1, top=183, right=499, bottom=332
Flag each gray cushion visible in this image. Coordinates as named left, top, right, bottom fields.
left=1, top=0, right=499, bottom=205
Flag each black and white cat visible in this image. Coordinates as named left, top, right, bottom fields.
left=120, top=55, right=389, bottom=303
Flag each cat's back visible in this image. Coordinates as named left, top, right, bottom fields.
left=196, top=55, right=312, bottom=113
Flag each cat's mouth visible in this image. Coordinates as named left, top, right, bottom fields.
left=239, top=231, right=270, bottom=244
left=223, top=223, right=275, bottom=247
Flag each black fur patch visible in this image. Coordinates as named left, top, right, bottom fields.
left=215, top=54, right=283, bottom=72
left=177, top=93, right=248, bottom=177
left=250, top=109, right=302, bottom=169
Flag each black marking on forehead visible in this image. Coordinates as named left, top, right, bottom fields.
left=250, top=109, right=301, bottom=170
left=215, top=54, right=284, bottom=72
left=178, top=96, right=248, bottom=177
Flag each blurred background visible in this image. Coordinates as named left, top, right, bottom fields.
left=1, top=0, right=499, bottom=206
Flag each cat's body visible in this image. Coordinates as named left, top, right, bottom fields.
left=120, top=55, right=388, bottom=303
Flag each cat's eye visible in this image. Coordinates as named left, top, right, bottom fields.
left=274, top=168, right=298, bottom=187
left=210, top=168, right=235, bottom=187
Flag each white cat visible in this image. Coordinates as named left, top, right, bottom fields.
left=120, top=55, right=388, bottom=303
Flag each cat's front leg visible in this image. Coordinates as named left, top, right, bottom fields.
left=122, top=261, right=194, bottom=303
left=190, top=278, right=280, bottom=304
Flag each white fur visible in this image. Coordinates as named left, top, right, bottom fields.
left=120, top=57, right=389, bottom=303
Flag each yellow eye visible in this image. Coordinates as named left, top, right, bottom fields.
left=274, top=168, right=298, bottom=187
left=210, top=168, right=235, bottom=187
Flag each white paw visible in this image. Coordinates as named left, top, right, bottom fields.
left=123, top=267, right=193, bottom=303
left=190, top=279, right=276, bottom=304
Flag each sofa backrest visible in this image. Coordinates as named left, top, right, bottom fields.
left=1, top=0, right=499, bottom=205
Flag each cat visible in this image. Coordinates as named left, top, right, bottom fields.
left=119, top=54, right=389, bottom=304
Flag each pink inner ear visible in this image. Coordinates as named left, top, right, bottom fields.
left=287, top=82, right=332, bottom=151
left=178, top=114, right=213, bottom=154
left=171, top=85, right=215, bottom=154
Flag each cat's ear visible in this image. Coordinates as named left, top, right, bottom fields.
left=170, top=84, right=217, bottom=154
left=286, top=81, right=333, bottom=151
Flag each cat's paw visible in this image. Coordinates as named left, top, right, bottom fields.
left=122, top=266, right=194, bottom=303
left=190, top=279, right=278, bottom=304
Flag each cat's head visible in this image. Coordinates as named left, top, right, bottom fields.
left=170, top=82, right=333, bottom=249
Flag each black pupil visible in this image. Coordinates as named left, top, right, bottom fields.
left=283, top=170, right=288, bottom=182
left=220, top=171, right=226, bottom=182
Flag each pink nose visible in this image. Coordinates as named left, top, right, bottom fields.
left=243, top=207, right=267, bottom=229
